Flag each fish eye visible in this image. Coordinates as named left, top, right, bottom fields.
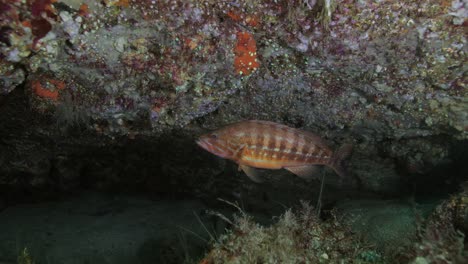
left=209, top=133, right=218, bottom=139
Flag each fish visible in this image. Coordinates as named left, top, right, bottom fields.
left=196, top=120, right=353, bottom=183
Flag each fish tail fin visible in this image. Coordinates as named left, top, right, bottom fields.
left=330, top=143, right=353, bottom=178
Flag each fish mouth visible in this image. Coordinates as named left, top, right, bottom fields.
left=196, top=138, right=210, bottom=150
left=196, top=137, right=228, bottom=158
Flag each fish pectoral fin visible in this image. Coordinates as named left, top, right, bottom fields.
left=285, top=165, right=321, bottom=181
left=234, top=144, right=247, bottom=159
left=239, top=165, right=264, bottom=183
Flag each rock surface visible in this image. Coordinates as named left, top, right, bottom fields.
left=0, top=0, right=467, bottom=213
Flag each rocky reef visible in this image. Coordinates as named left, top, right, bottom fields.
left=1, top=0, right=466, bottom=195
left=199, top=191, right=468, bottom=264
left=0, top=0, right=467, bottom=263
left=200, top=201, right=386, bottom=264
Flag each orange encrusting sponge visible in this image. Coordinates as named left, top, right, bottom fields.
left=32, top=79, right=66, bottom=101
left=234, top=31, right=259, bottom=76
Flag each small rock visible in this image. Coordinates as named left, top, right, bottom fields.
left=320, top=253, right=329, bottom=260
left=429, top=99, right=439, bottom=110
left=375, top=65, right=383, bottom=73
left=411, top=256, right=430, bottom=264
left=114, top=37, right=127, bottom=52
left=425, top=116, right=433, bottom=126
left=373, top=82, right=394, bottom=93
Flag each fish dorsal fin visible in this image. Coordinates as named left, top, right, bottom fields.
left=244, top=120, right=280, bottom=126
left=285, top=165, right=321, bottom=181
left=239, top=164, right=264, bottom=183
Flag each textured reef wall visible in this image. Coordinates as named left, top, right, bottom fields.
left=0, top=1, right=467, bottom=198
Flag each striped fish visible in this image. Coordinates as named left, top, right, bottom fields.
left=196, top=120, right=352, bottom=183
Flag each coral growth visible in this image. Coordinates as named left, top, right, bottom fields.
left=227, top=10, right=259, bottom=28
left=17, top=247, right=35, bottom=264
left=200, top=202, right=383, bottom=264
left=398, top=191, right=468, bottom=263
left=103, top=0, right=130, bottom=8
left=201, top=194, right=468, bottom=264
left=0, top=62, right=25, bottom=94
